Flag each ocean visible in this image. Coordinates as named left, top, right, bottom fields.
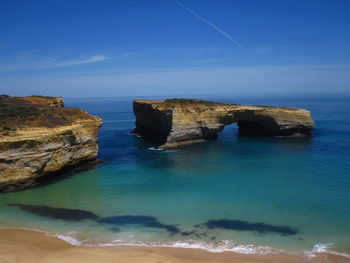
left=0, top=94, right=349, bottom=258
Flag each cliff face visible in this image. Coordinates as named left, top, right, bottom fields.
left=133, top=99, right=315, bottom=150
left=0, top=96, right=102, bottom=192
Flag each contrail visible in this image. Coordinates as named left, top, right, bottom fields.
left=174, top=0, right=242, bottom=49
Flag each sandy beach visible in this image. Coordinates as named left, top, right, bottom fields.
left=0, top=228, right=348, bottom=263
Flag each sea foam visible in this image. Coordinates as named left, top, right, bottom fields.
left=50, top=231, right=350, bottom=259
left=304, top=243, right=350, bottom=259
left=50, top=232, right=282, bottom=255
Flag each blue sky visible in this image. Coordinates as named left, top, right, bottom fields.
left=0, top=0, right=349, bottom=97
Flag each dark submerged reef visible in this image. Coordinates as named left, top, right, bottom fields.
left=108, top=227, right=121, bottom=232
left=8, top=204, right=298, bottom=237
left=98, top=216, right=181, bottom=235
left=8, top=203, right=181, bottom=235
left=180, top=229, right=216, bottom=239
left=196, top=219, right=298, bottom=236
left=9, top=203, right=99, bottom=221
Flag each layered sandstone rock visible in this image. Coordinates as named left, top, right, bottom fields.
left=0, top=96, right=102, bottom=192
left=133, top=99, right=315, bottom=150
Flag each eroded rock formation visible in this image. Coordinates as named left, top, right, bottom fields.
left=133, top=99, right=314, bottom=149
left=0, top=95, right=102, bottom=192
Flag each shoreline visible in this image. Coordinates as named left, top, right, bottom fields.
left=0, top=228, right=348, bottom=263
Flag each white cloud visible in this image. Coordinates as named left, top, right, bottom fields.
left=0, top=54, right=107, bottom=71
left=42, top=55, right=107, bottom=69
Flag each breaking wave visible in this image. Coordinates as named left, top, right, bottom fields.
left=49, top=232, right=283, bottom=254
left=304, top=243, right=350, bottom=259
left=47, top=231, right=350, bottom=259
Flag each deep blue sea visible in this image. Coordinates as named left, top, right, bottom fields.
left=1, top=94, right=349, bottom=257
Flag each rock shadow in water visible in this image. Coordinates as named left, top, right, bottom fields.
left=8, top=203, right=99, bottom=221
left=196, top=219, right=298, bottom=236
left=98, top=215, right=181, bottom=235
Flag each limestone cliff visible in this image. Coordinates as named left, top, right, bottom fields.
left=133, top=99, right=315, bottom=150
left=0, top=95, right=102, bottom=192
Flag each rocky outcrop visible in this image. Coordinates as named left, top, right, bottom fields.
left=133, top=99, right=315, bottom=150
left=0, top=96, right=102, bottom=192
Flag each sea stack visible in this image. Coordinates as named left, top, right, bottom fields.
left=0, top=95, right=103, bottom=192
left=133, top=99, right=315, bottom=150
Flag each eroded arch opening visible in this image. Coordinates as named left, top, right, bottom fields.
left=218, top=121, right=239, bottom=138
left=219, top=120, right=275, bottom=138
left=237, top=121, right=271, bottom=136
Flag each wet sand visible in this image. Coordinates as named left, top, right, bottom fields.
left=0, top=229, right=348, bottom=263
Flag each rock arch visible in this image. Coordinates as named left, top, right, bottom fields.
left=133, top=100, right=314, bottom=150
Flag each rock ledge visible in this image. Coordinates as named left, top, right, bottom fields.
left=0, top=95, right=102, bottom=192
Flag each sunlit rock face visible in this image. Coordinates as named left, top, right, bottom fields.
left=0, top=96, right=102, bottom=192
left=133, top=99, right=315, bottom=150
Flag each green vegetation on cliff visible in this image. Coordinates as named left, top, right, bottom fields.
left=29, top=95, right=57, bottom=98
left=164, top=98, right=227, bottom=105
left=0, top=95, right=90, bottom=133
left=0, top=102, right=42, bottom=118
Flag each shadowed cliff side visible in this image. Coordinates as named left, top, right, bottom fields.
left=132, top=99, right=315, bottom=150
left=0, top=95, right=103, bottom=192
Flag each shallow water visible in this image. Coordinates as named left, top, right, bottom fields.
left=1, top=94, right=350, bottom=256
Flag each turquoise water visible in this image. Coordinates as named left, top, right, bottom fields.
left=1, top=94, right=350, bottom=256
